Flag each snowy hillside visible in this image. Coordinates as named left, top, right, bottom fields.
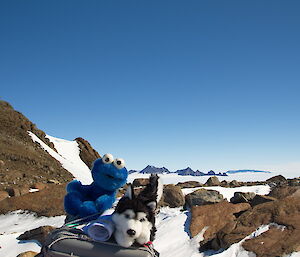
left=28, top=132, right=93, bottom=184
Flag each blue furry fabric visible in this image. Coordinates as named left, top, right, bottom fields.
left=64, top=157, right=128, bottom=219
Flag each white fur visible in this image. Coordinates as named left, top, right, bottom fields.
left=112, top=210, right=152, bottom=247
left=124, top=185, right=133, bottom=199
left=112, top=175, right=162, bottom=247
left=156, top=177, right=163, bottom=203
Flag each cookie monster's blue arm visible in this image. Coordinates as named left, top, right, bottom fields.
left=95, top=192, right=116, bottom=213
left=64, top=180, right=98, bottom=217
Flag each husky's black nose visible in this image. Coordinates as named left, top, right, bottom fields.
left=127, top=229, right=136, bottom=236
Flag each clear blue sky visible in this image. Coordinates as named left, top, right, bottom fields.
left=1, top=1, right=300, bottom=172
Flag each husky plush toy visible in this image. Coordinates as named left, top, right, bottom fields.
left=64, top=153, right=128, bottom=219
left=112, top=174, right=163, bottom=247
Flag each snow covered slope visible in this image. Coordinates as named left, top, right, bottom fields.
left=28, top=132, right=92, bottom=184
left=0, top=211, right=65, bottom=257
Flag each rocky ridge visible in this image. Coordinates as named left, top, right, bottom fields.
left=0, top=100, right=101, bottom=211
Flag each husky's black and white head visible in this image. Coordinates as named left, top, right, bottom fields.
left=112, top=174, right=163, bottom=247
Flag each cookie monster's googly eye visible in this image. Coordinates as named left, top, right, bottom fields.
left=102, top=153, right=114, bottom=164
left=113, top=158, right=125, bottom=169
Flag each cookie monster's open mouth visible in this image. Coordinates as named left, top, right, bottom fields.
left=105, top=174, right=115, bottom=179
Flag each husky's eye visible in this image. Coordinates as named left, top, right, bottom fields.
left=113, top=158, right=125, bottom=169
left=139, top=218, right=146, bottom=222
left=125, top=214, right=130, bottom=219
left=102, top=154, right=114, bottom=164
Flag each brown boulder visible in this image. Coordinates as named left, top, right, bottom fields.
left=17, top=225, right=55, bottom=245
left=204, top=176, right=220, bottom=186
left=176, top=181, right=202, bottom=188
left=229, top=180, right=240, bottom=187
left=6, top=186, right=29, bottom=197
left=185, top=188, right=224, bottom=208
left=268, top=186, right=299, bottom=199
left=75, top=137, right=101, bottom=169
left=160, top=184, right=185, bottom=208
left=230, top=192, right=256, bottom=204
left=17, top=251, right=38, bottom=257
left=251, top=195, right=276, bottom=207
left=0, top=190, right=9, bottom=201
left=209, top=194, right=300, bottom=255
left=220, top=180, right=229, bottom=187
left=31, top=182, right=47, bottom=191
left=266, top=175, right=287, bottom=186
left=242, top=225, right=300, bottom=257
left=190, top=201, right=250, bottom=243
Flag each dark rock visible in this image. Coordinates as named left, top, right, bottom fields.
left=266, top=175, right=287, bottom=187
left=204, top=176, right=220, bottom=186
left=229, top=180, right=240, bottom=187
left=176, top=181, right=202, bottom=188
left=230, top=192, right=256, bottom=204
left=160, top=184, right=185, bottom=208
left=75, top=137, right=101, bottom=169
left=220, top=180, right=228, bottom=187
left=251, top=195, right=277, bottom=207
left=17, top=226, right=55, bottom=245
left=185, top=188, right=224, bottom=208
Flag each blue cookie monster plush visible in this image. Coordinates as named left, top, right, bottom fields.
left=64, top=153, right=128, bottom=219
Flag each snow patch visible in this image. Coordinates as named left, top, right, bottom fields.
left=28, top=131, right=92, bottom=184
left=0, top=211, right=65, bottom=257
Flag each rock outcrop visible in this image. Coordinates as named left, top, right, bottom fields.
left=75, top=137, right=101, bottom=168
left=185, top=188, right=224, bottom=208
left=230, top=192, right=256, bottom=204
left=0, top=100, right=73, bottom=191
left=206, top=193, right=300, bottom=256
left=160, top=184, right=185, bottom=208
left=176, top=181, right=203, bottom=188
left=190, top=201, right=250, bottom=244
left=250, top=194, right=276, bottom=207
left=204, top=176, right=220, bottom=186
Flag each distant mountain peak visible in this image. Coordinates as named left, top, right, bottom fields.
left=139, top=165, right=170, bottom=174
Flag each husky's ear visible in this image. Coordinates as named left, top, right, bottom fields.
left=124, top=184, right=134, bottom=199
left=147, top=201, right=157, bottom=212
